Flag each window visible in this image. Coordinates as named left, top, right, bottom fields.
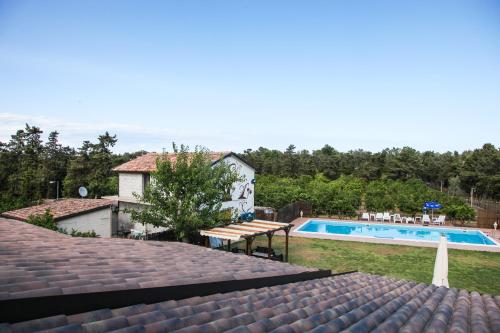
left=143, top=174, right=151, bottom=192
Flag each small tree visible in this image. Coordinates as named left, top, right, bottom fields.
left=128, top=144, right=242, bottom=242
left=448, top=205, right=476, bottom=226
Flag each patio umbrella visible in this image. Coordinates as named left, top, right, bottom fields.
left=432, top=235, right=449, bottom=287
left=424, top=201, right=443, bottom=220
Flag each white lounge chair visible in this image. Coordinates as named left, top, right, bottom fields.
left=404, top=216, right=415, bottom=224
left=433, top=215, right=446, bottom=226
left=361, top=213, right=370, bottom=221
left=375, top=213, right=383, bottom=221
left=393, top=214, right=402, bottom=223
left=422, top=214, right=431, bottom=226
left=383, top=212, right=390, bottom=222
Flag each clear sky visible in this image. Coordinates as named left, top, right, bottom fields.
left=1, top=0, right=499, bottom=153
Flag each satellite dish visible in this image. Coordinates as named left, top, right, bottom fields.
left=78, top=186, right=88, bottom=198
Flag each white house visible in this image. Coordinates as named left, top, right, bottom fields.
left=109, top=151, right=255, bottom=234
left=1, top=199, right=116, bottom=237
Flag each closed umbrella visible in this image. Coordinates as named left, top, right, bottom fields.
left=424, top=201, right=443, bottom=221
left=432, top=235, right=449, bottom=287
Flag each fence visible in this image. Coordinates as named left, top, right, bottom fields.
left=474, top=198, right=500, bottom=229
left=277, top=201, right=312, bottom=223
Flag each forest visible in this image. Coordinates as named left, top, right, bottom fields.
left=0, top=124, right=498, bottom=217
left=0, top=124, right=144, bottom=213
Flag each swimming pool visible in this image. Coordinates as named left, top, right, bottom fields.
left=296, top=220, right=498, bottom=246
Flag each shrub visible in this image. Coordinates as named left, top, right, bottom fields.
left=26, top=209, right=59, bottom=231
left=446, top=204, right=476, bottom=226
left=70, top=229, right=98, bottom=237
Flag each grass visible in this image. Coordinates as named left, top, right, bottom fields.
left=235, top=235, right=500, bottom=295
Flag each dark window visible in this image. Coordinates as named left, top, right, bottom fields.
left=143, top=174, right=151, bottom=192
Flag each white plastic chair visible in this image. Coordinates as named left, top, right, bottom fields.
left=361, top=213, right=370, bottom=221
left=422, top=214, right=431, bottom=225
left=393, top=214, right=402, bottom=223
left=375, top=213, right=383, bottom=221
left=404, top=217, right=415, bottom=224
left=383, top=212, right=390, bottom=222
left=433, top=215, right=446, bottom=226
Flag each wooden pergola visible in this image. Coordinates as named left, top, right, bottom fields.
left=200, top=219, right=293, bottom=262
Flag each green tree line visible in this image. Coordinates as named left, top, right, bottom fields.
left=1, top=125, right=497, bottom=216
left=0, top=124, right=143, bottom=213
left=255, top=174, right=475, bottom=222
left=243, top=144, right=500, bottom=200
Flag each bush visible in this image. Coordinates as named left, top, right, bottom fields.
left=26, top=209, right=59, bottom=231
left=70, top=229, right=98, bottom=237
left=446, top=205, right=476, bottom=226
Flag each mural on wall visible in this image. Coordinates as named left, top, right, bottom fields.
left=238, top=183, right=252, bottom=200
left=239, top=200, right=251, bottom=213
left=220, top=159, right=255, bottom=215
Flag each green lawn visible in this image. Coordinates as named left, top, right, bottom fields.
left=235, top=235, right=500, bottom=295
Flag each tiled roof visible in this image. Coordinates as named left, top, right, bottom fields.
left=113, top=152, right=231, bottom=173
left=0, top=218, right=313, bottom=301
left=2, top=219, right=500, bottom=332
left=0, top=199, right=112, bottom=222
left=4, top=272, right=500, bottom=332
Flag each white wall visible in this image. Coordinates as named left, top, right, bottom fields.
left=219, top=155, right=255, bottom=216
left=118, top=201, right=167, bottom=234
left=119, top=173, right=144, bottom=198
left=57, top=208, right=111, bottom=237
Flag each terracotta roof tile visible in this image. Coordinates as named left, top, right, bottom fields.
left=0, top=218, right=313, bottom=301
left=2, top=218, right=500, bottom=332
left=5, top=271, right=500, bottom=332
left=1, top=199, right=112, bottom=222
left=112, top=152, right=230, bottom=173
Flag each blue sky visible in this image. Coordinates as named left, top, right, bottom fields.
left=1, top=0, right=499, bottom=153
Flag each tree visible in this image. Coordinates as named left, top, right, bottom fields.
left=42, top=131, right=74, bottom=199
left=447, top=205, right=476, bottom=226
left=87, top=132, right=118, bottom=197
left=460, top=144, right=500, bottom=200
left=63, top=132, right=117, bottom=198
left=64, top=141, right=92, bottom=197
left=127, top=144, right=242, bottom=242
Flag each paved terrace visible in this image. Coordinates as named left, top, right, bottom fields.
left=289, top=217, right=500, bottom=252
left=0, top=218, right=314, bottom=301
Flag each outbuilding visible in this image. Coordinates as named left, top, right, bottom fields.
left=1, top=198, right=115, bottom=237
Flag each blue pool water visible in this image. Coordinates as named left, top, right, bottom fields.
left=297, top=220, right=497, bottom=246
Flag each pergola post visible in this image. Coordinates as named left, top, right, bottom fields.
left=245, top=236, right=254, bottom=255
left=285, top=226, right=291, bottom=262
left=205, top=236, right=210, bottom=248
left=227, top=239, right=231, bottom=252
left=266, top=232, right=274, bottom=259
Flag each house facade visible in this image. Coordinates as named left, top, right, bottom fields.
left=110, top=152, right=255, bottom=234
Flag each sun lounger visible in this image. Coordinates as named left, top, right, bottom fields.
left=375, top=213, right=383, bottom=221
left=433, top=215, right=446, bottom=226
left=422, top=214, right=431, bottom=226
left=404, top=217, right=415, bottom=224
left=383, top=212, right=390, bottom=222
left=393, top=214, right=402, bottom=223
left=361, top=213, right=370, bottom=221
